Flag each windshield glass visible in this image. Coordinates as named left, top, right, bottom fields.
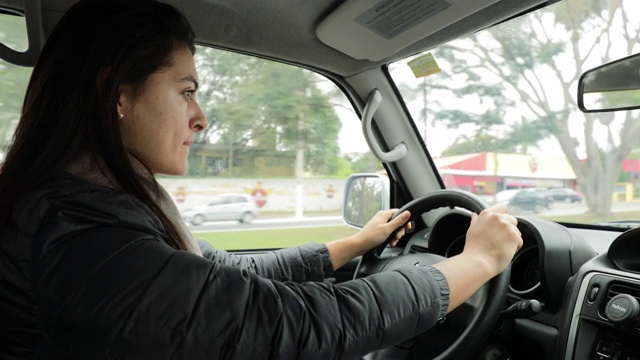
left=389, top=0, right=640, bottom=226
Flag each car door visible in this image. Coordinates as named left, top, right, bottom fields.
left=218, top=195, right=240, bottom=221
left=201, top=196, right=225, bottom=222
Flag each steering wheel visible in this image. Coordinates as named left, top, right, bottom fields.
left=357, top=189, right=511, bottom=360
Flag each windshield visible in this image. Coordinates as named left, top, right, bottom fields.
left=389, top=0, right=640, bottom=226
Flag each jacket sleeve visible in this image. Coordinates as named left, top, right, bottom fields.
left=31, top=196, right=450, bottom=360
left=197, top=239, right=333, bottom=282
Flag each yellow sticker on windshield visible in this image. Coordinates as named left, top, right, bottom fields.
left=408, top=53, right=441, bottom=78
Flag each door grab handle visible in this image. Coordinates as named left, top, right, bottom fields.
left=361, top=89, right=407, bottom=163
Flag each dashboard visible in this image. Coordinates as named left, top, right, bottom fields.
left=400, top=208, right=640, bottom=359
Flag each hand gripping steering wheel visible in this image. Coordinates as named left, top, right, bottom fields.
left=357, top=189, right=511, bottom=360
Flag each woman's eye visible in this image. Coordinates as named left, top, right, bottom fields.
left=184, top=90, right=195, bottom=101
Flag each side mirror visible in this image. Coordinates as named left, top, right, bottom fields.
left=578, top=53, right=640, bottom=113
left=342, top=173, right=390, bottom=228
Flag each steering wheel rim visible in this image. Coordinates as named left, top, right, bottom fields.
left=358, top=189, right=511, bottom=360
left=369, top=189, right=490, bottom=259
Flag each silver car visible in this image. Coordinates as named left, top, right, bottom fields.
left=182, top=194, right=258, bottom=226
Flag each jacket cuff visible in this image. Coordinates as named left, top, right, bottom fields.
left=317, top=244, right=334, bottom=277
left=427, top=266, right=450, bottom=319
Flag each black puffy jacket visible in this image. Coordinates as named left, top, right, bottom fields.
left=0, top=172, right=449, bottom=359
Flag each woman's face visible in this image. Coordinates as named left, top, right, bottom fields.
left=117, top=46, right=206, bottom=175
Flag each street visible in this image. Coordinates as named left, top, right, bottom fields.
left=189, top=215, right=344, bottom=233
left=188, top=200, right=640, bottom=233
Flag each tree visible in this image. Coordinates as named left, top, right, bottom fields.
left=346, top=152, right=382, bottom=174
left=193, top=47, right=343, bottom=177
left=402, top=0, right=640, bottom=217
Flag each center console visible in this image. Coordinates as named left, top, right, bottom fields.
left=566, top=273, right=640, bottom=360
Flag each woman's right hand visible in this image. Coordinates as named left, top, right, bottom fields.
left=462, top=204, right=522, bottom=278
left=432, top=203, right=522, bottom=313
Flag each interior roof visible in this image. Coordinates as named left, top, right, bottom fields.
left=0, top=0, right=553, bottom=77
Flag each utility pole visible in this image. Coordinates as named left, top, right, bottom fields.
left=295, top=113, right=305, bottom=218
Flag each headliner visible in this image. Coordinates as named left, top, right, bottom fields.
left=0, top=0, right=556, bottom=77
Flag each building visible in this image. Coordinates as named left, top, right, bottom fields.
left=434, top=152, right=577, bottom=194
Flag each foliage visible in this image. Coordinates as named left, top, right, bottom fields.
left=192, top=47, right=343, bottom=177
left=345, top=152, right=382, bottom=173
left=399, top=0, right=640, bottom=216
left=441, top=134, right=515, bottom=156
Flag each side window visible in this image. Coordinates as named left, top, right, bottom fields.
left=161, top=46, right=379, bottom=250
left=0, top=13, right=31, bottom=161
left=0, top=12, right=381, bottom=251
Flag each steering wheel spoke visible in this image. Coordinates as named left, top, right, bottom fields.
left=356, top=189, right=510, bottom=360
left=448, top=284, right=489, bottom=326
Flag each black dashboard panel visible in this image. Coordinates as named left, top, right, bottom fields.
left=563, top=228, right=640, bottom=359
left=408, top=210, right=597, bottom=309
left=402, top=209, right=618, bottom=359
left=608, top=227, right=640, bottom=275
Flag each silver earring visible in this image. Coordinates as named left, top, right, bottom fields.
left=118, top=113, right=124, bottom=120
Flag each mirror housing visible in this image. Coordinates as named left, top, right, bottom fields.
left=578, top=53, right=640, bottom=113
left=342, top=173, right=390, bottom=229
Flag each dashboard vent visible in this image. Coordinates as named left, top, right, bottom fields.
left=606, top=284, right=640, bottom=304
left=409, top=245, right=429, bottom=254
left=604, top=283, right=640, bottom=331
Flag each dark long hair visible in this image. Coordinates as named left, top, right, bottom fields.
left=0, top=0, right=196, bottom=251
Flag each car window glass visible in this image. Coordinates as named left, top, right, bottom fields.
left=0, top=17, right=374, bottom=251
left=389, top=0, right=640, bottom=226
left=0, top=13, right=31, bottom=160
left=160, top=46, right=374, bottom=250
left=208, top=198, right=223, bottom=206
left=0, top=12, right=27, bottom=52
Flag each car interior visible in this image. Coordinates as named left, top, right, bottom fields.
left=2, top=0, right=640, bottom=359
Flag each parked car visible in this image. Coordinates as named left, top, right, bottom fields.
left=181, top=194, right=258, bottom=225
left=547, top=188, right=583, bottom=203
left=508, top=188, right=549, bottom=213
left=492, top=188, right=520, bottom=205
left=3, top=0, right=640, bottom=359
left=528, top=187, right=555, bottom=209
left=494, top=188, right=553, bottom=210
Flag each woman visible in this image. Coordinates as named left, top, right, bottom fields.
left=0, top=0, right=522, bottom=358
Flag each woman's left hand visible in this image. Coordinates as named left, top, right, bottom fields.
left=358, top=209, right=412, bottom=250
left=326, top=209, right=411, bottom=270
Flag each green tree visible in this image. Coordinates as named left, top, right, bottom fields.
left=405, top=0, right=640, bottom=217
left=346, top=152, right=382, bottom=174
left=193, top=48, right=343, bottom=177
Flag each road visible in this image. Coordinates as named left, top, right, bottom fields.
left=190, top=216, right=344, bottom=233
left=514, top=200, right=640, bottom=217
left=189, top=201, right=640, bottom=232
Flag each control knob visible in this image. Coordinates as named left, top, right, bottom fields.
left=604, top=294, right=640, bottom=326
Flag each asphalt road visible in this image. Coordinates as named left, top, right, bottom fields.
left=189, top=216, right=344, bottom=232
left=189, top=201, right=640, bottom=232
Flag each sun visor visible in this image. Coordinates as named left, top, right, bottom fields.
left=316, top=0, right=500, bottom=61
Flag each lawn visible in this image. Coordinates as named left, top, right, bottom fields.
left=195, top=210, right=640, bottom=251
left=195, top=225, right=359, bottom=250
left=539, top=210, right=640, bottom=225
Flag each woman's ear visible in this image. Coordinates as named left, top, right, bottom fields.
left=117, top=84, right=133, bottom=118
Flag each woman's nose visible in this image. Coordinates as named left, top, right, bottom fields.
left=192, top=104, right=207, bottom=133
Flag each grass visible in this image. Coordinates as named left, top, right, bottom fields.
left=195, top=225, right=359, bottom=250
left=539, top=210, right=640, bottom=224
left=195, top=209, right=640, bottom=251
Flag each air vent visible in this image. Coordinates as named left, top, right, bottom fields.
left=603, top=283, right=640, bottom=330
left=409, top=245, right=429, bottom=254
left=606, top=284, right=640, bottom=304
